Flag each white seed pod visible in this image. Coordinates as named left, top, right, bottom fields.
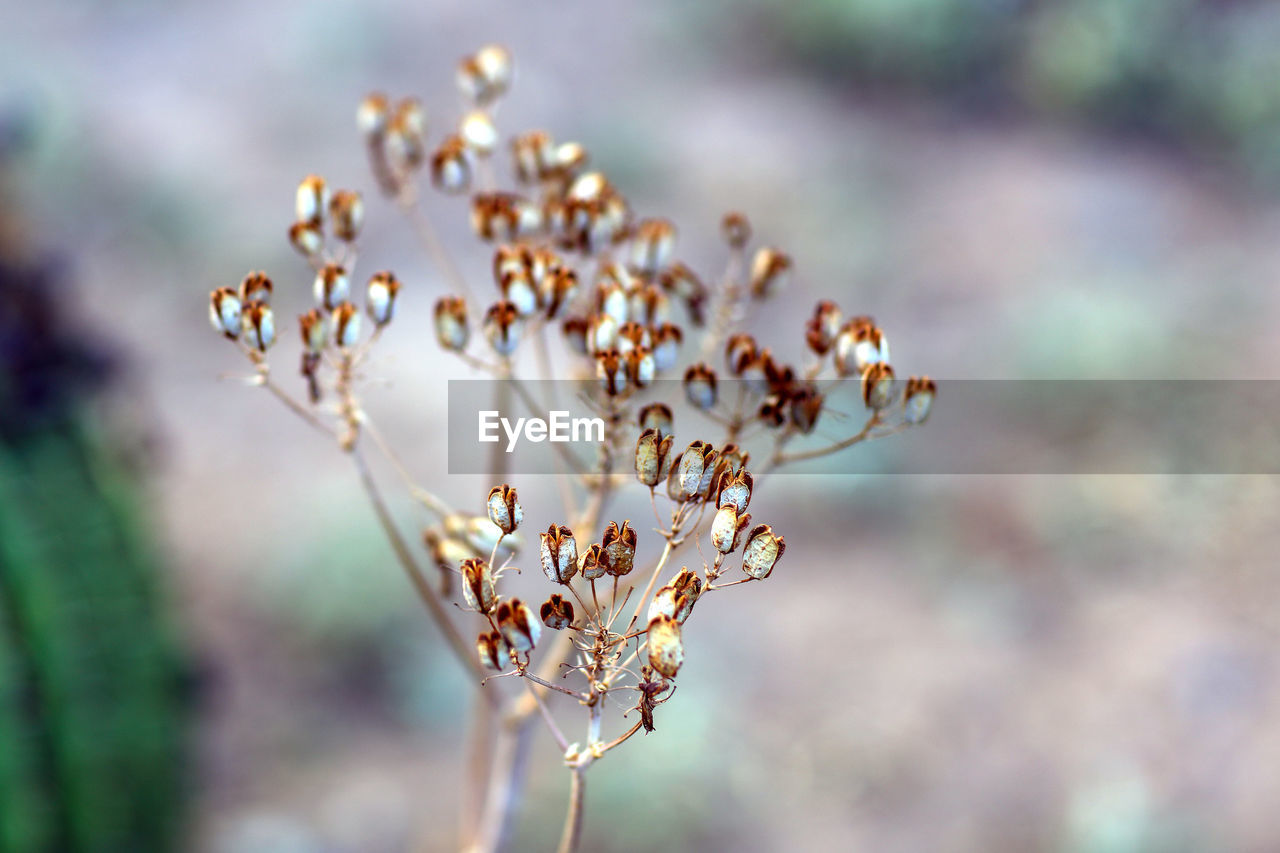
left=635, top=428, right=674, bottom=488
left=834, top=318, right=887, bottom=377
left=648, top=586, right=679, bottom=623
left=366, top=271, right=401, bottom=327
left=647, top=615, right=684, bottom=679
left=458, top=44, right=513, bottom=106
left=638, top=402, right=673, bottom=437
left=511, top=130, right=556, bottom=183
left=628, top=218, right=676, bottom=276
left=330, top=302, right=361, bottom=349
left=694, top=446, right=722, bottom=501
left=457, top=515, right=519, bottom=560
left=540, top=594, right=575, bottom=631
left=478, top=631, right=506, bottom=671
left=578, top=543, right=606, bottom=581
left=615, top=322, right=650, bottom=355
left=596, top=349, right=627, bottom=397
left=314, top=264, right=350, bottom=310
left=238, top=272, right=272, bottom=306
left=487, top=484, right=523, bottom=535
left=328, top=190, right=365, bottom=242
left=748, top=247, right=791, bottom=298
left=721, top=211, right=752, bottom=250
left=717, top=470, right=754, bottom=514
left=539, top=523, right=578, bottom=584
left=460, top=110, right=499, bottom=155
left=499, top=269, right=539, bottom=317
left=241, top=302, right=275, bottom=351
left=295, top=174, right=328, bottom=226
left=904, top=376, right=937, bottom=425
left=710, top=506, right=739, bottom=554
left=806, top=300, right=843, bottom=356
left=356, top=92, right=391, bottom=139
left=288, top=221, right=323, bottom=257
left=209, top=287, right=242, bottom=339
left=861, top=362, right=897, bottom=410
left=677, top=441, right=713, bottom=501
left=742, top=525, right=785, bottom=579
left=461, top=558, right=497, bottom=614
left=683, top=364, right=718, bottom=411
left=483, top=301, right=522, bottom=357
left=298, top=308, right=328, bottom=354
left=541, top=267, right=577, bottom=319
left=434, top=296, right=469, bottom=351
left=625, top=347, right=656, bottom=388
left=497, top=598, right=540, bottom=653
left=669, top=569, right=702, bottom=622
left=596, top=281, right=629, bottom=325
left=652, top=324, right=682, bottom=372
left=587, top=314, right=619, bottom=355
left=431, top=135, right=473, bottom=195
left=568, top=171, right=608, bottom=203
left=555, top=141, right=587, bottom=174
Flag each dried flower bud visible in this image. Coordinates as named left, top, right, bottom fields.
left=635, top=428, right=674, bottom=487
left=647, top=615, right=684, bottom=679
left=904, top=376, right=937, bottom=425
left=578, top=543, right=606, bottom=582
left=298, top=308, right=328, bottom=354
left=805, top=300, right=842, bottom=356
left=460, top=110, right=499, bottom=155
left=288, top=221, right=323, bottom=257
left=478, top=631, right=506, bottom=671
left=835, top=320, right=890, bottom=378
left=239, top=271, right=272, bottom=306
left=512, top=130, right=556, bottom=183
left=539, top=523, right=578, bottom=584
left=461, top=557, right=497, bottom=614
left=496, top=598, right=540, bottom=653
left=562, top=316, right=590, bottom=355
left=328, top=190, right=364, bottom=242
left=683, top=363, right=718, bottom=410
left=625, top=347, right=656, bottom=388
left=540, top=594, right=574, bottom=631
left=725, top=334, right=758, bottom=375
left=717, top=470, right=753, bottom=513
left=241, top=301, right=275, bottom=351
left=487, top=485, right=523, bottom=535
left=711, top=506, right=752, bottom=554
left=862, top=362, right=897, bottom=410
left=638, top=402, right=673, bottom=437
left=789, top=384, right=824, bottom=434
left=295, top=174, right=328, bottom=226
left=651, top=324, right=683, bottom=372
left=677, top=441, right=715, bottom=501
left=314, top=264, right=350, bottom=310
left=749, top=248, right=791, bottom=298
left=601, top=520, right=637, bottom=577
left=499, top=269, right=539, bottom=317
left=434, top=296, right=469, bottom=351
left=366, top=271, right=401, bottom=327
left=209, top=287, right=242, bottom=339
left=484, top=301, right=523, bottom=357
left=331, top=302, right=361, bottom=349
left=458, top=44, right=513, bottom=106
left=742, top=524, right=785, bottom=579
left=721, top=212, right=752, bottom=250
left=628, top=218, right=676, bottom=276
left=430, top=134, right=473, bottom=195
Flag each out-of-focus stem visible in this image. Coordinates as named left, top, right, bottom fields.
left=556, top=770, right=585, bottom=853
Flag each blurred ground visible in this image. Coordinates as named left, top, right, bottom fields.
left=3, top=1, right=1280, bottom=851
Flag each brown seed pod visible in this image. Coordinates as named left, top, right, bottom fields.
left=483, top=301, right=523, bottom=357
left=496, top=598, right=540, bottom=653
left=288, top=221, right=323, bottom=257
left=540, top=594, right=575, bottom=631
left=742, top=524, right=785, bottom=579
left=209, top=288, right=242, bottom=339
left=330, top=301, right=361, bottom=349
left=461, top=558, right=497, bottom=614
left=487, top=485, right=523, bottom=535
left=789, top=384, right=824, bottom=434
left=477, top=631, right=506, bottom=671
left=241, top=301, right=275, bottom=352
left=638, top=402, right=674, bottom=437
left=601, top=520, right=637, bottom=577
left=511, top=130, right=556, bottom=183
left=861, top=362, right=897, bottom=410
left=366, top=271, right=401, bottom=327
left=721, top=211, right=752, bottom=250
left=295, top=174, right=328, bottom=226
left=539, top=523, right=578, bottom=584
left=434, top=296, right=469, bottom=351
left=298, top=308, right=328, bottom=354
left=725, top=334, right=758, bottom=376
left=748, top=247, right=791, bottom=298
left=805, top=300, right=842, bottom=356
left=596, top=349, right=627, bottom=397
left=647, top=615, right=684, bottom=678
left=683, top=363, right=718, bottom=411
left=357, top=92, right=391, bottom=139
left=328, top=190, right=365, bottom=242
left=313, top=264, right=350, bottom=310
left=578, top=542, right=606, bottom=582
left=431, top=134, right=473, bottom=195
left=457, top=44, right=513, bottom=106
left=239, top=271, right=273, bottom=306
left=834, top=319, right=889, bottom=377
left=904, top=375, right=937, bottom=424
left=677, top=441, right=716, bottom=501
left=628, top=218, right=676, bottom=276
left=635, top=428, right=674, bottom=488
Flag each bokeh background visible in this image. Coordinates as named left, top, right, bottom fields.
left=3, top=1, right=1280, bottom=851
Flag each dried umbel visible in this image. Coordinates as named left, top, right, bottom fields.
left=540, top=524, right=578, bottom=584
left=539, top=594, right=574, bottom=631
left=742, top=525, right=786, bottom=579
left=487, top=485, right=523, bottom=535
left=495, top=598, right=540, bottom=653
left=646, top=615, right=684, bottom=679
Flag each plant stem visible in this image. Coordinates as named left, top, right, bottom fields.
left=556, top=770, right=585, bottom=853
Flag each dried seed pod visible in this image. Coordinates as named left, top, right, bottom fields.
left=457, top=44, right=513, bottom=106
left=789, top=384, right=824, bottom=434
left=742, top=525, right=785, bottom=579
left=511, top=130, right=556, bottom=183
left=539, top=523, right=578, bottom=584
left=648, top=586, right=680, bottom=623
left=541, top=268, right=577, bottom=319
left=578, top=542, right=606, bottom=582
left=499, top=269, right=538, bottom=317
left=628, top=218, right=676, bottom=276
left=423, top=527, right=471, bottom=591
left=677, top=441, right=715, bottom=501
left=624, top=347, right=656, bottom=388
left=562, top=316, right=590, bottom=355
left=357, top=92, right=391, bottom=139
left=862, top=362, right=897, bottom=410
left=496, top=598, right=540, bottom=653
left=595, top=349, right=627, bottom=396
left=298, top=308, right=328, bottom=354
left=459, top=110, right=499, bottom=156
left=711, top=506, right=752, bottom=554
left=651, top=324, right=683, bottom=372
left=483, top=301, right=523, bottom=357
left=386, top=97, right=427, bottom=172
left=647, top=615, right=684, bottom=679
left=721, top=212, right=752, bottom=250
left=595, top=280, right=629, bottom=325
left=660, top=262, right=707, bottom=325
left=683, top=364, right=718, bottom=410
left=725, top=334, right=758, bottom=376
left=740, top=353, right=772, bottom=394
left=749, top=248, right=791, bottom=298
left=587, top=314, right=620, bottom=355
left=487, top=485, right=523, bottom=535
left=601, top=520, right=637, bottom=577
left=434, top=296, right=469, bottom=351
left=209, top=287, right=242, bottom=339
left=904, top=376, right=937, bottom=425
left=717, top=470, right=754, bottom=513
left=638, top=402, right=673, bottom=437
left=806, top=300, right=842, bottom=356
left=366, top=271, right=401, bottom=327
left=630, top=284, right=671, bottom=327
left=555, top=141, right=587, bottom=174
left=635, top=428, right=674, bottom=487
left=478, top=631, right=506, bottom=670
left=461, top=557, right=497, bottom=614
left=834, top=319, right=889, bottom=377
left=314, top=264, right=350, bottom=310
left=694, top=446, right=722, bottom=500
left=719, top=444, right=750, bottom=475
left=239, top=271, right=272, bottom=306
left=540, top=594, right=575, bottom=631
left=241, top=301, right=275, bottom=351
left=328, top=190, right=364, bottom=242
left=330, top=302, right=361, bottom=349
left=757, top=394, right=788, bottom=428
left=472, top=192, right=540, bottom=242
left=615, top=322, right=650, bottom=355
left=431, top=134, right=473, bottom=195
left=669, top=569, right=703, bottom=621
left=288, top=221, right=323, bottom=257
left=295, top=174, right=328, bottom=226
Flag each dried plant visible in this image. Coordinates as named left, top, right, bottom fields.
left=207, top=43, right=935, bottom=853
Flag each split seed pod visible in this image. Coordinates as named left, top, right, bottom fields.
left=431, top=134, right=473, bottom=195
left=330, top=302, right=361, bottom=349
left=328, top=190, right=365, bottom=242
left=904, top=376, right=937, bottom=425
left=496, top=598, right=540, bottom=653
left=578, top=542, right=606, bottom=582
left=647, top=615, right=684, bottom=679
left=861, top=362, right=897, bottom=410
left=314, top=264, right=350, bottom=310
left=288, top=221, right=323, bottom=257
left=540, top=594, right=575, bottom=631
left=209, top=288, right=242, bottom=339
left=635, top=428, right=674, bottom=487
left=295, top=174, right=328, bottom=226
left=487, top=485, right=523, bottom=535
left=638, top=402, right=673, bottom=437
left=239, top=272, right=273, bottom=306
left=721, top=212, right=752, bottom=250
left=748, top=247, right=791, bottom=298
left=366, top=271, right=401, bottom=327
left=241, top=301, right=275, bottom=351
left=298, top=308, right=328, bottom=354
left=478, top=631, right=506, bottom=671
left=742, top=525, right=786, bottom=579
left=434, top=296, right=469, bottom=351
left=683, top=364, right=718, bottom=411
left=717, top=470, right=754, bottom=514
left=711, top=506, right=752, bottom=554
left=461, top=558, right=497, bottom=614
left=540, top=524, right=578, bottom=584
left=483, top=301, right=523, bottom=357
left=677, top=441, right=715, bottom=501
left=601, top=520, right=637, bottom=577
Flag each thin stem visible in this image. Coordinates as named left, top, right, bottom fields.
left=556, top=770, right=585, bottom=853
left=397, top=186, right=472, bottom=297
left=523, top=678, right=571, bottom=751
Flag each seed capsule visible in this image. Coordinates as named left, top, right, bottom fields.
left=677, top=441, right=715, bottom=501
left=209, top=287, right=242, bottom=339
left=366, top=271, right=401, bottom=327
left=298, top=308, right=328, bottom=354
left=628, top=218, right=676, bottom=276
left=539, top=523, right=578, bottom=584
left=712, top=506, right=752, bottom=554
left=669, top=569, right=703, bottom=621
left=295, top=174, right=328, bottom=226
left=651, top=324, right=683, bottom=372
left=838, top=322, right=890, bottom=378
left=540, top=594, right=575, bottom=631
left=496, top=598, right=540, bottom=653
left=717, top=470, right=753, bottom=513
left=601, top=520, right=636, bottom=577
left=499, top=269, right=538, bottom=317
left=595, top=280, right=628, bottom=325
left=596, top=349, right=627, bottom=396
left=461, top=557, right=497, bottom=614
left=460, top=110, right=499, bottom=155
left=478, top=631, right=506, bottom=670
left=742, top=524, right=785, bottom=579
left=472, top=193, right=540, bottom=242
left=725, top=334, right=757, bottom=375
left=749, top=248, right=791, bottom=298
left=578, top=542, right=606, bottom=582
left=331, top=302, right=361, bottom=349
left=904, top=376, right=937, bottom=425
left=239, top=271, right=272, bottom=306
left=288, top=221, right=323, bottom=257
left=386, top=98, right=427, bottom=172
left=638, top=402, right=673, bottom=437
left=647, top=615, right=684, bottom=679
left=541, top=268, right=577, bottom=319
left=434, top=296, right=470, bottom=351
left=683, top=364, right=718, bottom=410
left=357, top=92, right=391, bottom=139
left=483, top=301, right=523, bottom=357
left=861, top=362, right=896, bottom=410
left=431, top=134, right=473, bottom=195
left=625, top=348, right=656, bottom=388
left=635, top=428, right=674, bottom=487
left=789, top=384, right=824, bottom=434
left=487, top=484, right=523, bottom=535
left=562, top=316, right=590, bottom=355
left=511, top=130, right=556, bottom=183
left=587, top=314, right=619, bottom=355
left=457, top=44, right=513, bottom=106
left=328, top=190, right=364, bottom=242
left=660, top=262, right=707, bottom=325
left=241, top=301, right=275, bottom=351
left=314, top=264, right=350, bottom=310
left=805, top=300, right=843, bottom=356
left=721, top=212, right=752, bottom=250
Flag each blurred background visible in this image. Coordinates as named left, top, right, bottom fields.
left=2, top=0, right=1280, bottom=851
